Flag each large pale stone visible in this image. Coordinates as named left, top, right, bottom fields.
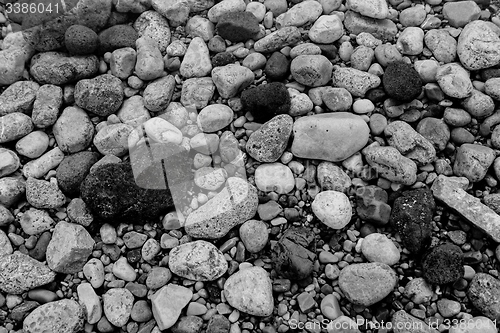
left=291, top=112, right=369, bottom=162
left=151, top=284, right=193, bottom=330
left=457, top=20, right=500, bottom=70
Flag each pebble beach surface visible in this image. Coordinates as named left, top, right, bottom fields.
left=1, top=0, right=500, bottom=333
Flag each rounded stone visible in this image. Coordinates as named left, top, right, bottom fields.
left=290, top=55, right=333, bottom=87
left=312, top=190, right=352, bottom=230
left=361, top=233, right=400, bottom=266
left=422, top=243, right=464, bottom=285
left=239, top=220, right=269, bottom=253
left=64, top=25, right=99, bottom=55
left=246, top=114, right=293, bottom=163
left=383, top=61, right=422, bottom=102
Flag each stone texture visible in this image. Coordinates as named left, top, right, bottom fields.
left=151, top=284, right=193, bottom=330
left=467, top=273, right=500, bottom=322
left=339, top=262, right=398, bottom=307
left=246, top=115, right=293, bottom=162
left=223, top=266, right=273, bottom=316
left=23, top=299, right=84, bottom=333
left=432, top=175, right=500, bottom=243
left=169, top=240, right=228, bottom=281
left=422, top=243, right=464, bottom=285
left=457, top=20, right=500, bottom=71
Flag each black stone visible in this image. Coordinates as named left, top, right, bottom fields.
left=317, top=44, right=338, bottom=59
left=211, top=52, right=237, bottom=67
left=216, top=12, right=260, bottom=43
left=480, top=68, right=500, bottom=81
left=365, top=88, right=386, bottom=104
left=422, top=243, right=464, bottom=285
left=271, top=226, right=316, bottom=280
left=467, top=273, right=500, bottom=322
left=241, top=82, right=291, bottom=122
left=265, top=52, right=290, bottom=81
left=207, top=314, right=230, bottom=333
left=56, top=151, right=100, bottom=196
left=80, top=161, right=175, bottom=224
left=382, top=61, right=422, bottom=102
left=98, top=24, right=138, bottom=54
left=28, top=231, right=51, bottom=261
left=64, top=24, right=99, bottom=55
left=390, top=188, right=435, bottom=255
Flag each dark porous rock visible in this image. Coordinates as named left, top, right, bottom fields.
left=467, top=273, right=500, bottom=321
left=74, top=74, right=124, bottom=116
left=265, top=51, right=290, bottom=81
left=246, top=114, right=293, bottom=162
left=206, top=314, right=230, bottom=333
left=30, top=52, right=99, bottom=85
left=272, top=226, right=316, bottom=280
left=216, top=12, right=260, bottom=43
left=56, top=151, right=100, bottom=195
left=211, top=52, right=237, bottom=68
left=80, top=161, right=175, bottom=224
left=98, top=24, right=138, bottom=54
left=64, top=24, right=99, bottom=55
left=171, top=316, right=204, bottom=333
left=241, top=82, right=291, bottom=122
left=383, top=61, right=423, bottom=102
left=390, top=188, right=435, bottom=255
left=366, top=88, right=387, bottom=104
left=422, top=243, right=464, bottom=285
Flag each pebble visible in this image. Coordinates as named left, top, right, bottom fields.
left=77, top=283, right=102, bottom=324
left=437, top=299, right=461, bottom=318
left=383, top=61, right=422, bottom=102
left=422, top=243, right=464, bottom=285
left=142, top=75, right=176, bottom=113
left=46, top=221, right=95, bottom=274
left=384, top=120, right=436, bottom=166
left=317, top=162, right=351, bottom=193
left=83, top=259, right=105, bottom=289
left=180, top=37, right=212, bottom=78
left=25, top=177, right=65, bottom=209
left=462, top=89, right=495, bottom=119
left=322, top=87, right=353, bottom=112
left=272, top=227, right=315, bottom=280
left=103, top=288, right=134, bottom=327
left=356, top=185, right=391, bottom=226
left=246, top=114, right=293, bottom=162
left=53, top=106, right=94, bottom=153
left=361, top=233, right=400, bottom=266
left=224, top=266, right=273, bottom=316
left=23, top=299, right=84, bottom=333
left=320, top=294, right=342, bottom=320
left=0, top=81, right=39, bottom=116
left=15, top=131, right=50, bottom=159
left=0, top=252, right=56, bottom=294
left=332, top=66, right=381, bottom=97
left=391, top=310, right=438, bottom=333
left=239, top=220, right=269, bottom=253
left=436, top=63, right=473, bottom=99
left=265, top=51, right=290, bottom=81
left=19, top=209, right=54, bottom=236
left=169, top=240, right=228, bottom=281
left=308, top=15, right=344, bottom=44
left=443, top=1, right=481, bottom=28
left=0, top=112, right=34, bottom=144
left=453, top=144, right=495, bottom=183
left=151, top=284, right=193, bottom=330
left=362, top=145, right=417, bottom=185
left=184, top=177, right=258, bottom=239
left=113, top=257, right=137, bottom=282
left=339, top=262, right=397, bottom=307
left=346, top=0, right=389, bottom=19
left=312, top=190, right=352, bottom=230
left=212, top=64, right=255, bottom=98
left=467, top=273, right=500, bottom=322
left=391, top=188, right=435, bottom=254
left=254, top=163, right=295, bottom=194
left=134, top=10, right=171, bottom=55
left=253, top=26, right=301, bottom=53
left=98, top=25, right=138, bottom=54
left=197, top=104, right=234, bottom=133
left=276, top=0, right=322, bottom=27
left=403, top=277, right=433, bottom=305
left=291, top=112, right=369, bottom=162
left=135, top=36, right=164, bottom=81
left=457, top=20, right=500, bottom=70
left=399, top=5, right=426, bottom=26
left=217, top=11, right=260, bottom=42
left=344, top=11, right=397, bottom=41
left=207, top=0, right=246, bottom=23
left=424, top=29, right=457, bottom=64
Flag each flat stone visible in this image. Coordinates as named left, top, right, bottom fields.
left=363, top=145, right=417, bottom=185
left=344, top=10, right=397, bottom=42
left=169, top=240, right=228, bottom=281
left=276, top=0, right=322, bottom=27
left=0, top=251, right=55, bottom=294
left=291, top=113, right=370, bottom=162
left=443, top=1, right=481, bottom=28
left=339, top=262, right=397, bottom=307
left=23, top=299, right=84, bottom=333
left=224, top=266, right=273, bottom=316
left=361, top=233, right=400, bottom=266
left=102, top=288, right=134, bottom=327
left=180, top=37, right=212, bottom=78
left=151, top=284, right=193, bottom=330
left=0, top=81, right=39, bottom=116
left=184, top=177, right=258, bottom=239
left=332, top=66, right=381, bottom=97
left=212, top=64, right=254, bottom=98
left=46, top=221, right=95, bottom=274
left=431, top=175, right=500, bottom=243
left=346, top=0, right=388, bottom=19
left=77, top=283, right=102, bottom=324
left=253, top=26, right=301, bottom=53
left=453, top=144, right=495, bottom=182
